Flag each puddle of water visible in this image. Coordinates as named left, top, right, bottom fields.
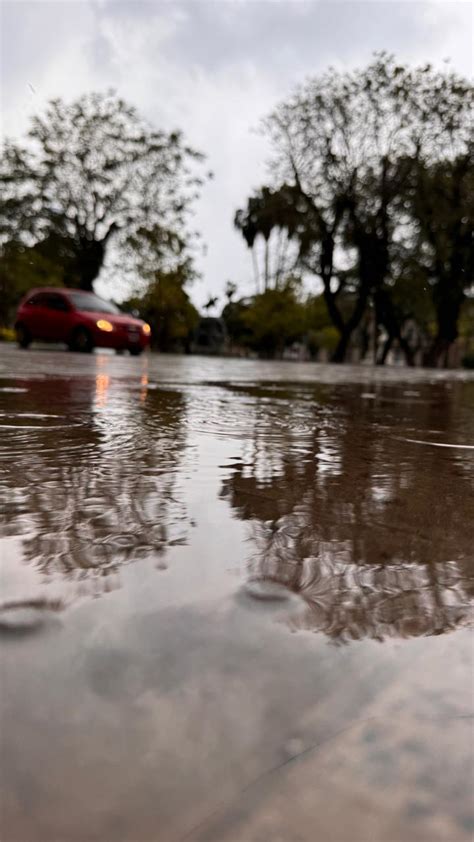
left=243, top=577, right=296, bottom=602
left=0, top=347, right=473, bottom=841
left=0, top=598, right=64, bottom=635
left=400, top=437, right=474, bottom=449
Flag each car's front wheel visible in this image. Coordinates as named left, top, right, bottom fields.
left=16, top=324, right=31, bottom=349
left=69, top=327, right=94, bottom=353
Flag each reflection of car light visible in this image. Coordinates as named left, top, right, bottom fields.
left=95, top=373, right=110, bottom=408
left=96, top=319, right=114, bottom=332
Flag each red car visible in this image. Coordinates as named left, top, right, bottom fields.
left=15, top=288, right=151, bottom=355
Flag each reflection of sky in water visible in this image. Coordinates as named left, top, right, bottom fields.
left=370, top=474, right=393, bottom=504
left=316, top=430, right=342, bottom=477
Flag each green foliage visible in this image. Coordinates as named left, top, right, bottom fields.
left=385, top=269, right=436, bottom=340
left=221, top=283, right=355, bottom=358
left=221, top=298, right=252, bottom=347
left=308, top=326, right=340, bottom=354
left=459, top=299, right=474, bottom=341
left=0, top=239, right=63, bottom=325
left=306, top=293, right=360, bottom=355
left=305, top=293, right=339, bottom=331
left=233, top=278, right=307, bottom=357
left=0, top=327, right=16, bottom=342
left=124, top=269, right=199, bottom=352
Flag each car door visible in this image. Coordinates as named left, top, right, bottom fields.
left=24, top=292, right=50, bottom=339
left=25, top=292, right=71, bottom=341
left=40, top=293, right=73, bottom=341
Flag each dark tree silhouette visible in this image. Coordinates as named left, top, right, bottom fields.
left=410, top=153, right=474, bottom=365
left=261, top=54, right=472, bottom=363
left=1, top=92, right=207, bottom=292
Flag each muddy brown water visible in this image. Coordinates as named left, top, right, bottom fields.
left=0, top=346, right=473, bottom=842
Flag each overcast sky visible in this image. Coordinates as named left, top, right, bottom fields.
left=1, top=0, right=472, bottom=308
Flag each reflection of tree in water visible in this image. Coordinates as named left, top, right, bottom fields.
left=247, top=524, right=471, bottom=641
left=0, top=374, right=189, bottom=592
left=222, top=382, right=474, bottom=642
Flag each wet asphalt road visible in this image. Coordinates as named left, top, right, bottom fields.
left=1, top=345, right=473, bottom=841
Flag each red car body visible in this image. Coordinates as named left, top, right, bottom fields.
left=15, top=288, right=151, bottom=355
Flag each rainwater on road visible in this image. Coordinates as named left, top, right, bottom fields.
left=1, top=346, right=473, bottom=842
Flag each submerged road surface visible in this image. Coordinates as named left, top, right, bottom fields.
left=1, top=346, right=473, bottom=841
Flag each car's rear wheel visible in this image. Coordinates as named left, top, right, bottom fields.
left=16, top=324, right=31, bottom=349
left=69, top=327, right=94, bottom=353
left=129, top=346, right=143, bottom=356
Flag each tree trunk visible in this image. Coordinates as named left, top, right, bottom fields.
left=399, top=335, right=415, bottom=367
left=76, top=222, right=118, bottom=291
left=332, top=329, right=352, bottom=363
left=330, top=276, right=372, bottom=363
left=373, top=286, right=416, bottom=367
left=251, top=247, right=260, bottom=293
left=76, top=237, right=107, bottom=291
left=425, top=293, right=463, bottom=367
left=264, top=239, right=269, bottom=291
left=425, top=335, right=451, bottom=368
left=377, top=334, right=393, bottom=365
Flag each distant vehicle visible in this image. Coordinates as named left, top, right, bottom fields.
left=15, top=288, right=151, bottom=355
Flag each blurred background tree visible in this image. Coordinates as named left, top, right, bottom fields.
left=0, top=238, right=63, bottom=327
left=242, top=54, right=473, bottom=366
left=234, top=185, right=303, bottom=292
left=408, top=153, right=473, bottom=365
left=123, top=265, right=199, bottom=353
left=0, top=91, right=207, bottom=324
left=240, top=277, right=307, bottom=357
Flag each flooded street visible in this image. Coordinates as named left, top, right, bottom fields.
left=1, top=346, right=473, bottom=842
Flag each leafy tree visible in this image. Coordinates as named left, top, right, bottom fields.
left=0, top=91, right=207, bottom=294
left=221, top=296, right=253, bottom=350
left=234, top=188, right=273, bottom=291
left=263, top=54, right=472, bottom=363
left=305, top=293, right=347, bottom=358
left=0, top=238, right=63, bottom=325
left=409, top=153, right=473, bottom=365
left=124, top=267, right=199, bottom=352
left=375, top=271, right=435, bottom=365
left=241, top=277, right=307, bottom=357
left=221, top=285, right=349, bottom=359
left=234, top=185, right=304, bottom=292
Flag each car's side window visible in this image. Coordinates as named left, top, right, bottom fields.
left=45, top=294, right=70, bottom=312
left=26, top=294, right=42, bottom=306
